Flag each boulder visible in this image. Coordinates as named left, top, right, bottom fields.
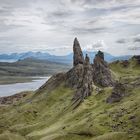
left=132, top=55, right=140, bottom=64
left=121, top=60, right=129, bottom=67
left=106, top=82, right=126, bottom=103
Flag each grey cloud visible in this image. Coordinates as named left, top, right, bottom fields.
left=70, top=0, right=107, bottom=5
left=0, top=25, right=22, bottom=32
left=128, top=46, right=140, bottom=50
left=0, top=0, right=32, bottom=7
left=116, top=39, right=126, bottom=44
left=50, top=10, right=73, bottom=18
left=71, top=27, right=108, bottom=34
left=116, top=34, right=140, bottom=52
left=133, top=38, right=140, bottom=42
left=0, top=6, right=14, bottom=16
left=117, top=34, right=140, bottom=44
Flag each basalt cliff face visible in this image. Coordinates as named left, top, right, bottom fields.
left=37, top=38, right=115, bottom=106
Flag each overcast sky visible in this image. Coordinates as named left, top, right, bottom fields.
left=0, top=0, right=140, bottom=56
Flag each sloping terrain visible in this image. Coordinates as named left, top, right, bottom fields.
left=0, top=58, right=70, bottom=84
left=0, top=58, right=70, bottom=76
left=0, top=38, right=140, bottom=140
left=0, top=56, right=139, bottom=140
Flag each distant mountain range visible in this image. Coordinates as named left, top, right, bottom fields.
left=0, top=51, right=132, bottom=64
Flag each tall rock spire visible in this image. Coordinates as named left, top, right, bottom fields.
left=73, top=37, right=84, bottom=66
left=85, top=54, right=90, bottom=65
left=93, top=51, right=115, bottom=87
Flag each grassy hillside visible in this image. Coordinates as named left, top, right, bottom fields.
left=0, top=58, right=71, bottom=84
left=109, top=58, right=140, bottom=83
left=0, top=58, right=139, bottom=140
left=0, top=58, right=70, bottom=76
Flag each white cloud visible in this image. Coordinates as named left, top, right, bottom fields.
left=0, top=0, right=140, bottom=56
left=84, top=40, right=107, bottom=52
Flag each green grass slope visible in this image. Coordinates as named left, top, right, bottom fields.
left=0, top=58, right=140, bottom=140
left=109, top=58, right=140, bottom=81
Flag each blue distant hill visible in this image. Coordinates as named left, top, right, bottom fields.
left=0, top=51, right=132, bottom=64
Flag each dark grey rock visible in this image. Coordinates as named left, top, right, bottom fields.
left=132, top=55, right=140, bottom=64
left=121, top=60, right=129, bottom=67
left=129, top=115, right=136, bottom=120
left=85, top=54, right=90, bottom=65
left=93, top=51, right=115, bottom=87
left=66, top=63, right=93, bottom=105
left=36, top=38, right=115, bottom=107
left=67, top=42, right=115, bottom=107
left=97, top=50, right=104, bottom=60
left=72, top=64, right=93, bottom=101
left=106, top=82, right=126, bottom=103
left=73, top=37, right=84, bottom=66
left=66, top=64, right=84, bottom=89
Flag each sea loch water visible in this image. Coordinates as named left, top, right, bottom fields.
left=0, top=77, right=50, bottom=97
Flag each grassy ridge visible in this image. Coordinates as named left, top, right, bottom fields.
left=0, top=58, right=70, bottom=76
left=0, top=58, right=71, bottom=84
left=0, top=58, right=139, bottom=140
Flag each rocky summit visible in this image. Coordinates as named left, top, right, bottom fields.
left=93, top=50, right=115, bottom=87
left=106, top=82, right=126, bottom=103
left=67, top=38, right=115, bottom=106
left=73, top=37, right=84, bottom=66
left=39, top=38, right=115, bottom=107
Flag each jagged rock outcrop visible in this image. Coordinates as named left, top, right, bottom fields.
left=37, top=38, right=115, bottom=107
left=66, top=63, right=93, bottom=106
left=132, top=55, right=140, bottom=64
left=92, top=51, right=115, bottom=87
left=97, top=50, right=104, bottom=60
left=66, top=54, right=91, bottom=88
left=0, top=92, right=28, bottom=105
left=85, top=54, right=90, bottom=65
left=66, top=40, right=94, bottom=106
left=66, top=64, right=84, bottom=89
left=66, top=39, right=115, bottom=106
left=73, top=37, right=84, bottom=66
left=74, top=64, right=93, bottom=99
left=106, top=82, right=126, bottom=103
left=121, top=60, right=129, bottom=67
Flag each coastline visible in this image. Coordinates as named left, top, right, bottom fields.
left=0, top=75, right=50, bottom=85
left=0, top=76, right=51, bottom=98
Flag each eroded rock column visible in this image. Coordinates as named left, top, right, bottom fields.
left=73, top=37, right=84, bottom=66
